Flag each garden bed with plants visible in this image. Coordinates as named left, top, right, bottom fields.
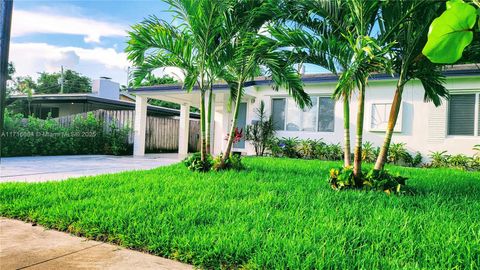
left=1, top=157, right=479, bottom=269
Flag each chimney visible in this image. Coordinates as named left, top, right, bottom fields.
left=92, top=77, right=120, bottom=100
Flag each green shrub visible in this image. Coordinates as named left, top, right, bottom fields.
left=296, top=139, right=321, bottom=159
left=411, top=151, right=423, bottom=167
left=312, top=141, right=343, bottom=161
left=183, top=152, right=213, bottom=172
left=313, top=141, right=328, bottom=159
left=267, top=137, right=344, bottom=161
left=212, top=153, right=245, bottom=171
left=107, top=122, right=132, bottom=155
left=387, top=142, right=409, bottom=165
left=280, top=137, right=300, bottom=158
left=427, top=149, right=479, bottom=171
left=362, top=141, right=379, bottom=163
left=328, top=167, right=408, bottom=194
left=267, top=137, right=283, bottom=157
left=428, top=150, right=449, bottom=168
left=1, top=111, right=131, bottom=157
left=474, top=144, right=480, bottom=157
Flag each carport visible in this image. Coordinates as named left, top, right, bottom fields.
left=130, top=84, right=255, bottom=158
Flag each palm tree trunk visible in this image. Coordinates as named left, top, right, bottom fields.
left=343, top=98, right=351, bottom=167
left=221, top=83, right=243, bottom=164
left=353, top=82, right=366, bottom=182
left=206, top=86, right=213, bottom=155
left=200, top=90, right=207, bottom=162
left=374, top=83, right=405, bottom=171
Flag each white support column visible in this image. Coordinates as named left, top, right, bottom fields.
left=178, top=102, right=191, bottom=159
left=221, top=95, right=231, bottom=153
left=133, top=95, right=148, bottom=157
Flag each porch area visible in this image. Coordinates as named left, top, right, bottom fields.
left=131, top=87, right=254, bottom=158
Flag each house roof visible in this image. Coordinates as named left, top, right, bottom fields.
left=129, top=63, right=480, bottom=93
left=7, top=93, right=201, bottom=119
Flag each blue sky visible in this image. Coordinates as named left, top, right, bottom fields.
left=10, top=0, right=324, bottom=85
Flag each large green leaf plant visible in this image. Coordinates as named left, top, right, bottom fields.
left=423, top=0, right=480, bottom=63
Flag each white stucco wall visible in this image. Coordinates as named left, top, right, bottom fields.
left=237, top=75, right=480, bottom=158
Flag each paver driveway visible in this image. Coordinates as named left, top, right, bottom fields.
left=0, top=154, right=180, bottom=182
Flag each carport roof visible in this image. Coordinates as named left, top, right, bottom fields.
left=7, top=94, right=200, bottom=118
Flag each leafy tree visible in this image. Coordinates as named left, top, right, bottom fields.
left=132, top=74, right=182, bottom=110
left=36, top=69, right=91, bottom=94
left=7, top=62, right=15, bottom=80
left=373, top=0, right=449, bottom=170
left=139, top=73, right=177, bottom=86
left=12, top=76, right=37, bottom=114
left=6, top=62, right=16, bottom=96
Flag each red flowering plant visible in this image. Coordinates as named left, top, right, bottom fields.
left=225, top=127, right=243, bottom=144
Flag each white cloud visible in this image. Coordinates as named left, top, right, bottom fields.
left=10, top=42, right=130, bottom=84
left=12, top=9, right=127, bottom=43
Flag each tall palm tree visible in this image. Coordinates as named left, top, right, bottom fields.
left=373, top=0, right=448, bottom=171
left=332, top=0, right=394, bottom=180
left=276, top=0, right=393, bottom=179
left=126, top=0, right=228, bottom=163
left=270, top=0, right=354, bottom=167
left=219, top=0, right=311, bottom=167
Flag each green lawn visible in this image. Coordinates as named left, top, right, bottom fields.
left=1, top=158, right=479, bottom=269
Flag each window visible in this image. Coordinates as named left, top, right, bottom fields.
left=448, top=94, right=478, bottom=136
left=318, top=97, right=335, bottom=132
left=272, top=98, right=286, bottom=130
left=271, top=96, right=335, bottom=132
left=370, top=103, right=402, bottom=132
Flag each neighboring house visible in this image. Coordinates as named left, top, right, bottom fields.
left=7, top=77, right=200, bottom=119
left=130, top=64, right=480, bottom=158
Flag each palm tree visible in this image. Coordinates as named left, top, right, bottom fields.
left=218, top=0, right=311, bottom=167
left=126, top=0, right=228, bottom=163
left=373, top=0, right=448, bottom=171
left=270, top=0, right=354, bottom=167
left=332, top=0, right=394, bottom=180
left=277, top=0, right=393, bottom=179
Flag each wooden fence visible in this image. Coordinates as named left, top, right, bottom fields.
left=56, top=109, right=201, bottom=152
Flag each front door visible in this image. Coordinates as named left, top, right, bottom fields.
left=234, top=102, right=247, bottom=149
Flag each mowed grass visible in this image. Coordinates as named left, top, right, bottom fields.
left=1, top=158, right=479, bottom=269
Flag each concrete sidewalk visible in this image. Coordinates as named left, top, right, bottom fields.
left=0, top=154, right=180, bottom=183
left=0, top=218, right=193, bottom=270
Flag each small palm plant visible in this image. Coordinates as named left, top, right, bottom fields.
left=387, top=143, right=409, bottom=165
left=429, top=150, right=449, bottom=168
left=245, top=101, right=275, bottom=157
left=474, top=144, right=480, bottom=157
left=362, top=141, right=378, bottom=163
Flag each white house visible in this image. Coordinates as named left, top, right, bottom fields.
left=130, top=64, right=480, bottom=159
